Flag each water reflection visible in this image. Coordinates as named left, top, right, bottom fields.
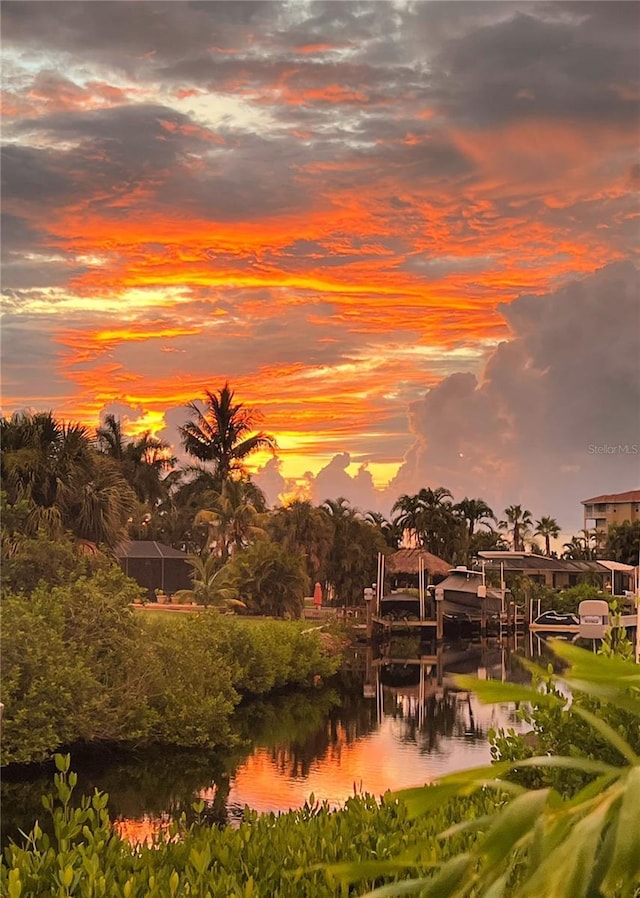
left=2, top=637, right=529, bottom=846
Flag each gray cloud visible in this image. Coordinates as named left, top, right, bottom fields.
left=388, top=261, right=640, bottom=530
left=2, top=0, right=638, bottom=531
left=307, top=452, right=381, bottom=513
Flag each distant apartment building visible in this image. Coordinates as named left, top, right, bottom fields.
left=582, top=490, right=640, bottom=534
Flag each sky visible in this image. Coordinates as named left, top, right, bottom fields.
left=2, top=0, right=639, bottom=532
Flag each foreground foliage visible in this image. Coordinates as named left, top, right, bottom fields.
left=0, top=755, right=495, bottom=898
left=333, top=641, right=640, bottom=897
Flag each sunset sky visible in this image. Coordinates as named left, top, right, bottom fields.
left=2, top=1, right=639, bottom=529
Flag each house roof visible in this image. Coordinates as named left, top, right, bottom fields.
left=385, top=548, right=451, bottom=577
left=582, top=490, right=640, bottom=505
left=114, top=540, right=189, bottom=559
left=477, top=553, right=630, bottom=574
left=597, top=560, right=636, bottom=573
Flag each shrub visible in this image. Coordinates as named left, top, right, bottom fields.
left=2, top=584, right=343, bottom=764
left=1, top=570, right=151, bottom=765
left=224, top=540, right=309, bottom=617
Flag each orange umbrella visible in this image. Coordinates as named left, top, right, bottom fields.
left=313, top=582, right=323, bottom=607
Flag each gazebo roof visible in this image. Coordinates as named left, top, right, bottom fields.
left=385, top=548, right=451, bottom=577
left=114, top=540, right=189, bottom=559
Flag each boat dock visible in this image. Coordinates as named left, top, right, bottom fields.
left=366, top=554, right=514, bottom=641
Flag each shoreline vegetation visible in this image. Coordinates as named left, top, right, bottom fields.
left=1, top=562, right=343, bottom=768
left=2, top=643, right=638, bottom=897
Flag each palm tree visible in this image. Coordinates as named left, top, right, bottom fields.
left=267, top=500, right=334, bottom=584
left=2, top=411, right=85, bottom=514
left=364, top=511, right=403, bottom=550
left=185, top=553, right=244, bottom=609
left=469, top=530, right=509, bottom=554
left=179, top=383, right=275, bottom=485
left=562, top=536, right=589, bottom=561
left=500, top=505, right=533, bottom=552
left=95, top=414, right=126, bottom=460
left=392, top=487, right=461, bottom=559
left=390, top=493, right=423, bottom=546
left=1, top=411, right=135, bottom=548
left=454, top=498, right=495, bottom=538
left=605, top=520, right=640, bottom=565
left=534, top=516, right=561, bottom=556
left=222, top=540, right=309, bottom=618
left=96, top=415, right=176, bottom=506
left=60, top=454, right=137, bottom=547
left=320, top=498, right=387, bottom=606
left=562, top=530, right=598, bottom=561
left=194, top=479, right=266, bottom=561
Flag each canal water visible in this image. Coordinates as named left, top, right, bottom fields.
left=2, top=637, right=533, bottom=846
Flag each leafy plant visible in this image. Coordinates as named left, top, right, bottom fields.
left=329, top=641, right=640, bottom=897
left=185, top=552, right=245, bottom=609
left=1, top=560, right=342, bottom=764
left=223, top=539, right=309, bottom=617
left=0, top=756, right=495, bottom=898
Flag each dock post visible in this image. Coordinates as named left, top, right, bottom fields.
left=364, top=587, right=374, bottom=640
left=435, top=586, right=444, bottom=640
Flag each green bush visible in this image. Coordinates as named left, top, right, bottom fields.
left=0, top=530, right=111, bottom=596
left=224, top=540, right=309, bottom=617
left=1, top=586, right=343, bottom=764
left=1, top=570, right=150, bottom=765
left=140, top=615, right=238, bottom=747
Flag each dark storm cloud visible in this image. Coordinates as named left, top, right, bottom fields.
left=1, top=213, right=49, bottom=259
left=2, top=1, right=279, bottom=71
left=389, top=261, right=640, bottom=529
left=3, top=106, right=219, bottom=225
left=434, top=9, right=640, bottom=128
left=5, top=2, right=636, bottom=137
left=12, top=104, right=217, bottom=166
left=4, top=92, right=470, bottom=253
left=1, top=144, right=75, bottom=204
left=4, top=103, right=316, bottom=232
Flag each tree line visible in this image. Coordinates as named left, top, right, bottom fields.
left=2, top=384, right=638, bottom=610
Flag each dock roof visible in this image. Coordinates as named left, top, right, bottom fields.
left=386, top=548, right=451, bottom=577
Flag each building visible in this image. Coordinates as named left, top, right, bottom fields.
left=115, top=540, right=193, bottom=600
left=582, top=490, right=640, bottom=534
left=476, top=551, right=635, bottom=597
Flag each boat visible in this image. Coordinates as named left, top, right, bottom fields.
left=379, top=592, right=424, bottom=622
left=529, top=610, right=579, bottom=633
left=379, top=568, right=502, bottom=625
left=429, top=568, right=503, bottom=620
